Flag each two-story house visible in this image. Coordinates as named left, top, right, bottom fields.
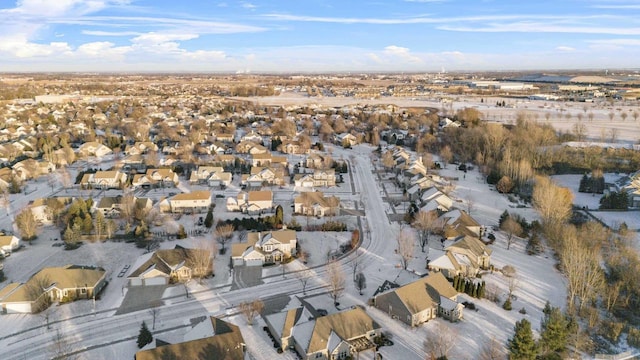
left=231, top=229, right=297, bottom=266
left=189, top=166, right=232, bottom=187
left=80, top=170, right=128, bottom=189
left=169, top=191, right=211, bottom=214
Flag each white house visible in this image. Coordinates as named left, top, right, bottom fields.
left=169, top=191, right=211, bottom=214
left=0, top=235, right=20, bottom=256
left=232, top=229, right=297, bottom=266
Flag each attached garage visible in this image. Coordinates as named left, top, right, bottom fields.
left=143, top=276, right=168, bottom=286
left=245, top=258, right=264, bottom=267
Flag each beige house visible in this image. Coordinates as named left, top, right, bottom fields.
left=77, top=141, right=113, bottom=158
left=95, top=196, right=152, bottom=218
left=242, top=166, right=287, bottom=187
left=80, top=170, right=128, bottom=189
left=189, top=166, right=232, bottom=187
left=294, top=191, right=340, bottom=217
left=169, top=191, right=211, bottom=214
left=12, top=159, right=55, bottom=180
left=226, top=190, right=273, bottom=214
left=440, top=209, right=482, bottom=239
left=251, top=152, right=288, bottom=167
left=0, top=235, right=20, bottom=256
left=135, top=317, right=245, bottom=360
left=236, top=140, right=268, bottom=154
left=294, top=169, right=336, bottom=188
left=0, top=265, right=106, bottom=314
left=372, top=272, right=462, bottom=327
left=231, top=229, right=297, bottom=266
left=124, top=141, right=158, bottom=156
left=428, top=236, right=492, bottom=278
left=290, top=307, right=381, bottom=360
left=128, top=247, right=212, bottom=286
left=132, top=168, right=179, bottom=188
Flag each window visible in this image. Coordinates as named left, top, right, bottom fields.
left=80, top=288, right=87, bottom=294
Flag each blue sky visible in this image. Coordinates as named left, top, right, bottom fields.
left=0, top=0, right=639, bottom=72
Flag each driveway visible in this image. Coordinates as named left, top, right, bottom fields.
left=230, top=266, right=263, bottom=290
left=116, top=285, right=166, bottom=315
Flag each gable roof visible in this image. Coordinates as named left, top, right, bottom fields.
left=172, top=191, right=211, bottom=202
left=375, top=272, right=458, bottom=316
left=302, top=307, right=380, bottom=354
left=135, top=317, right=244, bottom=360
left=129, top=247, right=210, bottom=278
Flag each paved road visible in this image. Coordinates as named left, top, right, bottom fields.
left=0, top=145, right=423, bottom=360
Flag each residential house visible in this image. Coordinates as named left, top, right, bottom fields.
left=290, top=307, right=381, bottom=360
left=213, top=131, right=235, bottom=143
left=0, top=265, right=106, bottom=314
left=77, top=141, right=112, bottom=158
left=128, top=246, right=212, bottom=286
left=264, top=307, right=306, bottom=352
left=28, top=198, right=69, bottom=225
left=242, top=166, right=287, bottom=187
left=169, top=191, right=211, bottom=214
left=189, top=166, right=232, bottom=187
left=235, top=140, right=268, bottom=154
left=428, top=235, right=492, bottom=278
left=305, top=152, right=332, bottom=169
left=132, top=168, right=179, bottom=189
left=279, top=139, right=305, bottom=154
left=135, top=316, right=245, bottom=360
left=420, top=187, right=453, bottom=213
left=231, top=229, right=297, bottom=266
left=80, top=170, right=128, bottom=189
left=0, top=235, right=20, bottom=257
left=294, top=169, right=336, bottom=188
left=240, top=130, right=263, bottom=144
left=334, top=133, right=357, bottom=147
left=372, top=272, right=462, bottom=327
left=251, top=152, right=288, bottom=167
left=94, top=196, right=152, bottom=218
left=226, top=190, right=273, bottom=214
left=12, top=159, right=55, bottom=180
left=294, top=191, right=340, bottom=217
left=124, top=141, right=158, bottom=156
left=439, top=209, right=481, bottom=239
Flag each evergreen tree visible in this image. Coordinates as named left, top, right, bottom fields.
left=499, top=210, right=510, bottom=227
left=503, top=298, right=512, bottom=311
left=204, top=208, right=214, bottom=228
left=478, top=281, right=486, bottom=298
left=275, top=205, right=284, bottom=227
left=453, top=275, right=459, bottom=291
left=508, top=319, right=537, bottom=360
left=137, top=321, right=153, bottom=349
left=539, top=306, right=570, bottom=354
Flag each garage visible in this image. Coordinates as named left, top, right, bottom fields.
left=244, top=258, right=264, bottom=267
left=143, top=276, right=167, bottom=286
left=129, top=278, right=143, bottom=286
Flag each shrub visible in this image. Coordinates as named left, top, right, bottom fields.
left=503, top=298, right=512, bottom=311
left=627, top=327, right=640, bottom=349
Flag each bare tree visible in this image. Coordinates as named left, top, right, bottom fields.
left=104, top=219, right=117, bottom=240
left=296, top=269, right=313, bottom=295
left=501, top=217, right=523, bottom=250
left=16, top=208, right=39, bottom=241
left=239, top=299, right=264, bottom=325
left=532, top=176, right=573, bottom=229
left=464, top=196, right=475, bottom=215
left=120, top=192, right=136, bottom=227
left=327, top=260, right=345, bottom=306
left=93, top=211, right=106, bottom=241
left=413, top=210, right=437, bottom=253
left=48, top=329, right=77, bottom=360
left=396, top=229, right=416, bottom=270
left=478, top=337, right=506, bottom=360
left=424, top=321, right=458, bottom=360
left=507, top=276, right=519, bottom=301
left=214, top=223, right=234, bottom=254
left=190, top=240, right=216, bottom=284
left=439, top=145, right=453, bottom=168
left=381, top=151, right=395, bottom=171
left=561, top=230, right=604, bottom=314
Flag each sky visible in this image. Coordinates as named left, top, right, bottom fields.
left=0, top=0, right=639, bottom=73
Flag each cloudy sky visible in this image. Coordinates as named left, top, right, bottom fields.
left=0, top=0, right=638, bottom=73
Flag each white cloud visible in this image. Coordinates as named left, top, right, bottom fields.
left=439, top=22, right=640, bottom=35
left=131, top=32, right=199, bottom=45
left=76, top=41, right=130, bottom=58
left=555, top=46, right=575, bottom=52
left=241, top=2, right=257, bottom=10
left=82, top=30, right=141, bottom=36
left=588, top=38, right=640, bottom=46
left=384, top=45, right=422, bottom=63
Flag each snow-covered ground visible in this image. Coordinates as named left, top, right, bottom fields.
left=0, top=142, right=604, bottom=360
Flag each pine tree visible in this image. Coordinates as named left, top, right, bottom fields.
left=204, top=208, right=214, bottom=228
left=479, top=281, right=486, bottom=298
left=508, top=319, right=537, bottom=360
left=472, top=283, right=478, bottom=298
left=499, top=210, right=510, bottom=227
left=137, top=321, right=153, bottom=349
left=539, top=306, right=570, bottom=354
left=453, top=275, right=459, bottom=290
left=503, top=297, right=512, bottom=311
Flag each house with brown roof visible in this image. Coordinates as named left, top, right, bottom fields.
left=169, top=191, right=211, bottom=214
left=77, top=141, right=112, bottom=158
left=189, top=166, right=232, bottom=187
left=439, top=209, right=481, bottom=239
left=226, top=190, right=273, bottom=214
left=372, top=272, right=462, bottom=327
left=132, top=168, right=179, bottom=189
left=124, top=141, right=158, bottom=156
left=428, top=235, right=492, bottom=278
left=264, top=307, right=306, bottom=351
left=0, top=235, right=20, bottom=257
left=242, top=165, right=287, bottom=187
left=128, top=246, right=212, bottom=286
left=135, top=316, right=245, bottom=360
left=231, top=229, right=297, bottom=267
left=80, top=170, right=128, bottom=189
left=293, top=169, right=336, bottom=188
left=294, top=191, right=340, bottom=217
left=250, top=152, right=288, bottom=167
left=235, top=140, right=268, bottom=154
left=290, top=307, right=381, bottom=360
left=0, top=265, right=106, bottom=314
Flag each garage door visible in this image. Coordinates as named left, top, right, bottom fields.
left=129, top=278, right=142, bottom=286
left=143, top=277, right=167, bottom=286
left=245, top=258, right=263, bottom=267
